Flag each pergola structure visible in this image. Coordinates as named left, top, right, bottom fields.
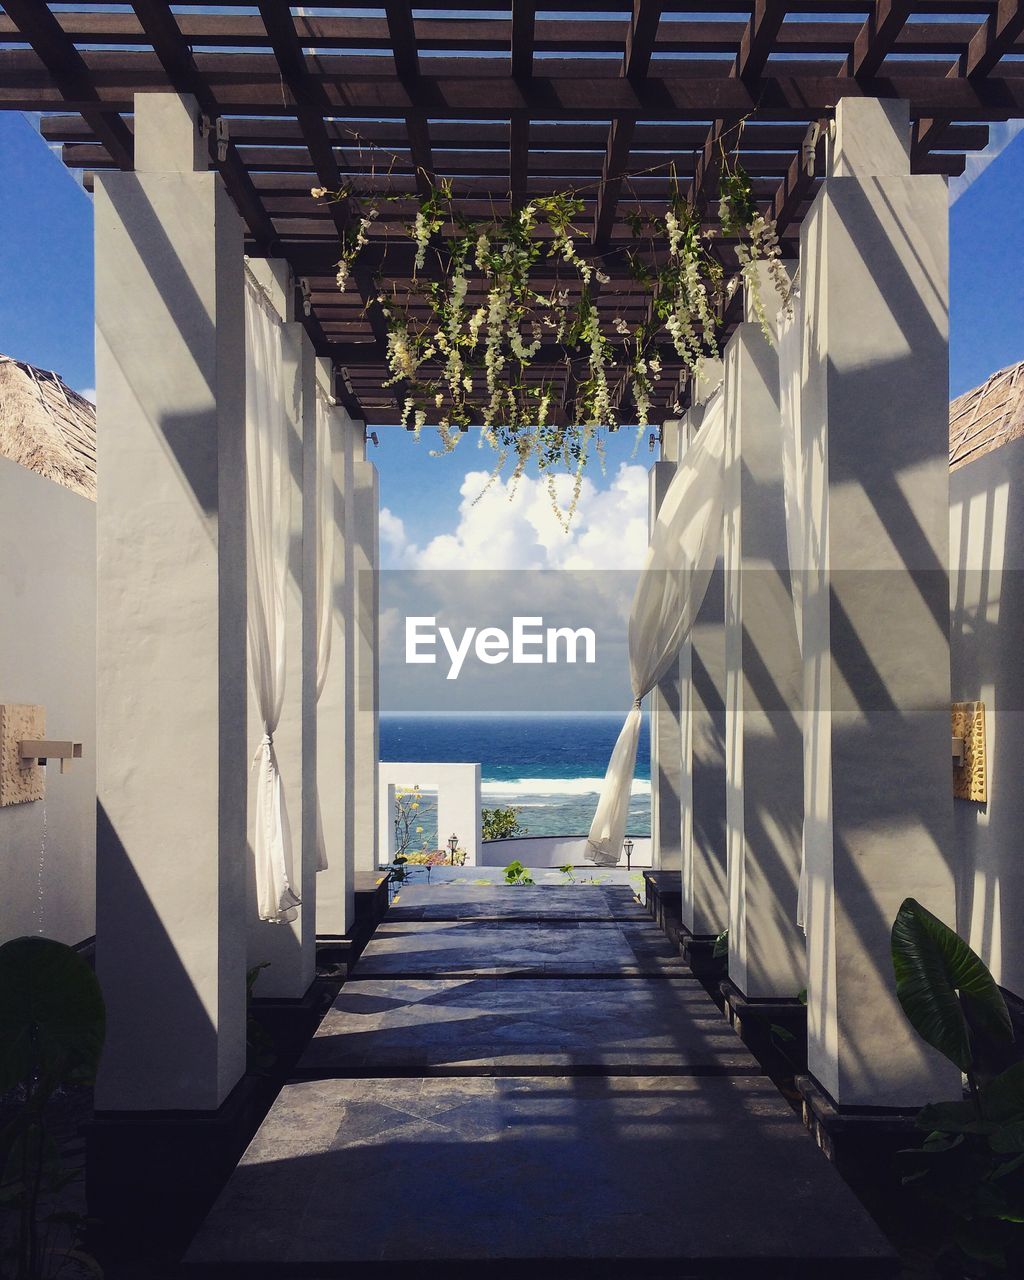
left=2, top=1, right=1023, bottom=421
left=3, top=7, right=1024, bottom=1255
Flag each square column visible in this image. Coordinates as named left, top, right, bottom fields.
left=681, top=362, right=728, bottom=939
left=649, top=452, right=683, bottom=872
left=246, top=259, right=318, bottom=999
left=316, top=364, right=357, bottom=937
left=801, top=97, right=958, bottom=1107
left=724, top=271, right=805, bottom=1001
left=352, top=438, right=380, bottom=873
left=94, top=93, right=246, bottom=1110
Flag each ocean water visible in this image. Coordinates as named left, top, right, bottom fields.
left=380, top=713, right=651, bottom=838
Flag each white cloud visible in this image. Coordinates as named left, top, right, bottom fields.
left=380, top=462, right=650, bottom=572
left=77, top=387, right=95, bottom=403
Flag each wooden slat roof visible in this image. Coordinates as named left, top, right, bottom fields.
left=950, top=361, right=1024, bottom=471
left=3, top=2, right=1023, bottom=424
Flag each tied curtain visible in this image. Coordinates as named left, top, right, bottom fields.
left=245, top=276, right=301, bottom=923
left=313, top=391, right=334, bottom=873
left=777, top=292, right=808, bottom=928
left=586, top=391, right=727, bottom=865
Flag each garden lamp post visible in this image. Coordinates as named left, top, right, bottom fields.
left=448, top=832, right=459, bottom=865
left=622, top=837, right=634, bottom=870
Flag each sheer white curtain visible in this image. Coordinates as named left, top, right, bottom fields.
left=587, top=392, right=727, bottom=865
left=313, top=391, right=335, bottom=873
left=245, top=276, right=301, bottom=923
left=778, top=293, right=808, bottom=926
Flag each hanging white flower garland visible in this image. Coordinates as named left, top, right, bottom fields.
left=319, top=157, right=788, bottom=526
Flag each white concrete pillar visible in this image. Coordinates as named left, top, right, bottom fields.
left=680, top=360, right=728, bottom=939
left=352, top=438, right=379, bottom=874
left=315, top=364, right=357, bottom=937
left=649, top=448, right=683, bottom=872
left=94, top=93, right=246, bottom=1110
left=724, top=266, right=805, bottom=1000
left=801, top=97, right=959, bottom=1106
left=246, top=259, right=318, bottom=999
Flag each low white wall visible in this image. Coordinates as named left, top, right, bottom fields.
left=378, top=761, right=482, bottom=865
left=0, top=456, right=96, bottom=945
left=951, top=438, right=1024, bottom=997
left=479, top=834, right=652, bottom=869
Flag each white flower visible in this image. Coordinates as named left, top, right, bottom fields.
left=614, top=317, right=630, bottom=335
left=595, top=270, right=610, bottom=285
left=311, top=186, right=328, bottom=199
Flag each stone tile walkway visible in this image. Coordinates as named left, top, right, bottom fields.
left=185, top=883, right=898, bottom=1277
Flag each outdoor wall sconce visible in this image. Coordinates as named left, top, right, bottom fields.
left=952, top=701, right=987, bottom=803
left=0, top=704, right=83, bottom=807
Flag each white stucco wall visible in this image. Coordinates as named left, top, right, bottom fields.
left=951, top=436, right=1024, bottom=997
left=478, top=835, right=652, bottom=869
left=0, top=455, right=96, bottom=944
left=379, top=761, right=482, bottom=866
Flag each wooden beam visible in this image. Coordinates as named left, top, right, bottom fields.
left=510, top=115, right=530, bottom=211
left=511, top=0, right=536, bottom=80
left=913, top=2, right=1022, bottom=168
left=844, top=1, right=913, bottom=79
left=385, top=1, right=420, bottom=81
left=7, top=58, right=1024, bottom=120
left=593, top=1, right=662, bottom=251
left=4, top=0, right=133, bottom=169
left=736, top=1, right=788, bottom=85
left=963, top=0, right=1024, bottom=78
left=132, top=2, right=279, bottom=253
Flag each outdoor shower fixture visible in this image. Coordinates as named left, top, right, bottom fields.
left=0, top=704, right=83, bottom=807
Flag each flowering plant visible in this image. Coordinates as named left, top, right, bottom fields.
left=317, top=146, right=789, bottom=525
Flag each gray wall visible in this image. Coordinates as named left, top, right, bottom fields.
left=951, top=437, right=1024, bottom=997
left=0, top=455, right=96, bottom=944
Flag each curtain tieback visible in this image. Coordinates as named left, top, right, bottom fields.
left=633, top=697, right=642, bottom=709
left=251, top=732, right=275, bottom=771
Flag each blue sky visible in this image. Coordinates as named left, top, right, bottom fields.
left=2, top=110, right=1023, bottom=557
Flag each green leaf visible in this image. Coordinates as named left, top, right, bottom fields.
left=891, top=897, right=1012, bottom=1072
left=0, top=937, right=105, bottom=1094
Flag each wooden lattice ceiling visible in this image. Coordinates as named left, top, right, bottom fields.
left=2, top=2, right=1023, bottom=423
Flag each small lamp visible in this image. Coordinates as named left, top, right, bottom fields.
left=622, top=837, right=634, bottom=870
left=447, top=832, right=459, bottom=865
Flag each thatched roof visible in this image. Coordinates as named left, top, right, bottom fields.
left=950, top=361, right=1024, bottom=473
left=0, top=355, right=96, bottom=500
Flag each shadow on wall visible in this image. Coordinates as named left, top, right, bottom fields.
left=951, top=433, right=1024, bottom=996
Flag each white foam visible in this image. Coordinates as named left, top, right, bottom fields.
left=480, top=776, right=651, bottom=798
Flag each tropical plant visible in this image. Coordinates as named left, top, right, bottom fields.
left=559, top=863, right=575, bottom=883
left=891, top=898, right=1024, bottom=1274
left=503, top=860, right=535, bottom=887
left=712, top=929, right=729, bottom=961
left=0, top=937, right=106, bottom=1280
left=482, top=807, right=527, bottom=841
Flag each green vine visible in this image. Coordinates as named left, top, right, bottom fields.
left=315, top=147, right=790, bottom=526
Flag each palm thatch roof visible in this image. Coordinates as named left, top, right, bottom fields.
left=0, top=354, right=96, bottom=500
left=950, top=361, right=1024, bottom=473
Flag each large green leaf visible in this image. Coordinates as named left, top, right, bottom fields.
left=891, top=897, right=1012, bottom=1073
left=0, top=937, right=105, bottom=1095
